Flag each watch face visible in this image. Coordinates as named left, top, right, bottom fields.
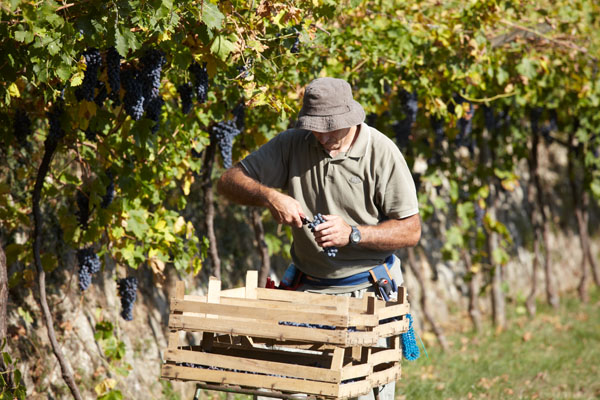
left=351, top=229, right=361, bottom=243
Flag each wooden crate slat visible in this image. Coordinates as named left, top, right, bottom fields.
left=169, top=314, right=352, bottom=344
left=171, top=299, right=350, bottom=327
left=368, top=363, right=401, bottom=387
left=161, top=364, right=341, bottom=397
left=339, top=364, right=371, bottom=381
left=165, top=348, right=341, bottom=383
left=337, top=379, right=374, bottom=399
left=373, top=319, right=409, bottom=337
left=256, top=288, right=355, bottom=307
left=377, top=302, right=410, bottom=321
left=369, top=348, right=402, bottom=365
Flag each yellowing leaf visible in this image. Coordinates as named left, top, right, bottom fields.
left=174, top=216, right=186, bottom=234
left=94, top=378, right=117, bottom=396
left=8, top=83, right=20, bottom=98
left=154, top=220, right=167, bottom=231
left=70, top=71, right=85, bottom=87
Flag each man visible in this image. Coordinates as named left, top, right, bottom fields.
left=217, top=77, right=420, bottom=399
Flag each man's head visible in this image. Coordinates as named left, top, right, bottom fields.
left=295, top=77, right=365, bottom=133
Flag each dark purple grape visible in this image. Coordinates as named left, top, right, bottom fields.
left=101, top=170, right=115, bottom=208
left=77, top=247, right=101, bottom=291
left=189, top=62, right=208, bottom=103
left=305, top=213, right=337, bottom=257
left=13, top=109, right=32, bottom=146
left=140, top=48, right=166, bottom=109
left=106, top=47, right=122, bottom=103
left=211, top=119, right=241, bottom=169
left=75, top=48, right=103, bottom=102
left=177, top=82, right=194, bottom=114
left=121, top=69, right=145, bottom=121
left=117, top=277, right=138, bottom=321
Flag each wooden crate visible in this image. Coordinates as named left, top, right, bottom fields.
left=161, top=271, right=410, bottom=399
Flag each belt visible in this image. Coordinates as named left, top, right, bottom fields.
left=279, top=255, right=398, bottom=300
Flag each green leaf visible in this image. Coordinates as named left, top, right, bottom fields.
left=210, top=35, right=236, bottom=61
left=127, top=209, right=149, bottom=238
left=115, top=26, right=139, bottom=57
left=202, top=2, right=225, bottom=31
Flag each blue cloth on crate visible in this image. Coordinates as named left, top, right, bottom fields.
left=401, top=314, right=420, bottom=361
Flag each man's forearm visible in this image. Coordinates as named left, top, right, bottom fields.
left=357, top=214, right=421, bottom=251
left=217, top=164, right=276, bottom=207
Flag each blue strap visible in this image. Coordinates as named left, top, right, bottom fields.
left=300, top=255, right=396, bottom=287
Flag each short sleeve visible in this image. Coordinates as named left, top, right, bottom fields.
left=239, top=131, right=290, bottom=189
left=378, top=147, right=419, bottom=219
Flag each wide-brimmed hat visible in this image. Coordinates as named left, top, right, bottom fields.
left=295, top=77, right=365, bottom=132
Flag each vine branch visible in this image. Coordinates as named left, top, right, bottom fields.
left=32, top=135, right=83, bottom=400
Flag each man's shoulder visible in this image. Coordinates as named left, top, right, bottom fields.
left=273, top=128, right=312, bottom=143
left=365, top=125, right=403, bottom=156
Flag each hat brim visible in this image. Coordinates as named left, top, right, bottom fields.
left=295, top=100, right=365, bottom=132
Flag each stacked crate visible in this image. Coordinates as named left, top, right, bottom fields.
left=161, top=271, right=410, bottom=399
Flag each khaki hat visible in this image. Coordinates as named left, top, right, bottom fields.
left=295, top=77, right=365, bottom=132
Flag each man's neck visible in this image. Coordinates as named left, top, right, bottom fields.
left=330, top=125, right=360, bottom=157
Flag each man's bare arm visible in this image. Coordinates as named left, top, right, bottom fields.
left=314, top=213, right=421, bottom=251
left=217, top=165, right=306, bottom=228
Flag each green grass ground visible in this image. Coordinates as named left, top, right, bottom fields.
left=397, top=288, right=600, bottom=400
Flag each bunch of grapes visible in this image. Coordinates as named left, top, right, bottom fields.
left=483, top=106, right=495, bottom=133
left=395, top=90, right=418, bottom=149
left=75, top=48, right=103, bottom=102
left=46, top=101, right=65, bottom=150
left=140, top=49, right=166, bottom=108
left=84, top=129, right=97, bottom=142
left=13, top=109, right=32, bottom=147
left=145, top=95, right=164, bottom=133
left=455, top=96, right=473, bottom=150
left=189, top=62, right=208, bottom=103
left=304, top=213, right=338, bottom=257
left=76, top=190, right=90, bottom=229
left=117, top=277, right=138, bottom=321
left=77, top=247, right=101, bottom=291
left=101, top=170, right=115, bottom=208
left=94, top=81, right=108, bottom=108
left=211, top=120, right=241, bottom=169
left=232, top=101, right=245, bottom=130
left=106, top=47, right=122, bottom=103
left=290, top=28, right=301, bottom=53
left=121, top=69, right=145, bottom=121
left=177, top=82, right=194, bottom=114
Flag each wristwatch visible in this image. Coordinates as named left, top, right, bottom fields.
left=349, top=226, right=361, bottom=245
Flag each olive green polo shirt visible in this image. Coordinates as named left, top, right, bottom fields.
left=240, top=123, right=419, bottom=280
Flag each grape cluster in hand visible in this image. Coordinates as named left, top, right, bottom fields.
left=117, top=276, right=138, bottom=321
left=77, top=247, right=101, bottom=291
left=75, top=48, right=103, bottom=102
left=304, top=213, right=338, bottom=257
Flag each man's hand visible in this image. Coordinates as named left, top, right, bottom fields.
left=267, top=191, right=306, bottom=228
left=312, top=215, right=352, bottom=248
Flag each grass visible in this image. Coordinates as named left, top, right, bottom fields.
left=396, top=288, right=600, bottom=399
